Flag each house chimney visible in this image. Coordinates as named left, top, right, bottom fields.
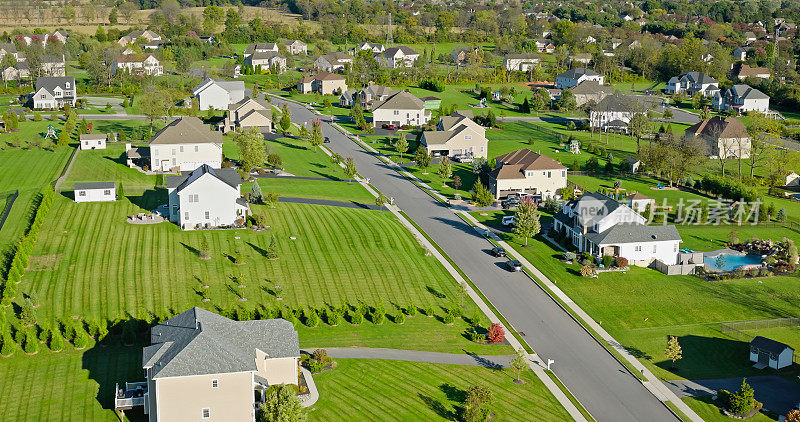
left=196, top=321, right=201, bottom=330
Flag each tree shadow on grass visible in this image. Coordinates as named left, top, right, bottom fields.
left=440, top=383, right=468, bottom=403
left=180, top=242, right=199, bottom=257
left=247, top=242, right=268, bottom=258
left=624, top=346, right=653, bottom=361
left=418, top=393, right=456, bottom=420
left=426, top=285, right=447, bottom=299
left=104, top=153, right=127, bottom=166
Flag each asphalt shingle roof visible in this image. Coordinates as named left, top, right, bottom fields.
left=74, top=182, right=115, bottom=190
left=557, top=67, right=600, bottom=79
left=166, top=164, right=241, bottom=192
left=751, top=336, right=793, bottom=355
left=685, top=116, right=748, bottom=139
left=149, top=116, right=222, bottom=145
left=35, top=76, right=74, bottom=94
left=144, top=307, right=300, bottom=379
left=372, top=91, right=424, bottom=111
left=585, top=222, right=682, bottom=245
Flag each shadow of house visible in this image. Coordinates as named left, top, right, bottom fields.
left=655, top=334, right=758, bottom=380
left=127, top=188, right=168, bottom=212
left=81, top=341, right=148, bottom=418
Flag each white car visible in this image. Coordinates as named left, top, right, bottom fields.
left=501, top=215, right=515, bottom=226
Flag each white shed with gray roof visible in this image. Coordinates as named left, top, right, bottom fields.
left=74, top=182, right=116, bottom=203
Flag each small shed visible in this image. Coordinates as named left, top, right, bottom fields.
left=74, top=182, right=116, bottom=203
left=79, top=134, right=107, bottom=150
left=627, top=192, right=655, bottom=212
left=749, top=336, right=794, bottom=370
left=626, top=156, right=642, bottom=174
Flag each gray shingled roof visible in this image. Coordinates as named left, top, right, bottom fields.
left=585, top=223, right=681, bottom=245
left=144, top=307, right=300, bottom=379
left=149, top=116, right=222, bottom=145
left=680, top=71, right=717, bottom=85
left=729, top=84, right=769, bottom=100
left=557, top=67, right=600, bottom=79
left=593, top=94, right=660, bottom=113
left=166, top=164, right=241, bottom=192
left=751, top=336, right=793, bottom=355
left=35, top=76, right=75, bottom=94
left=372, top=91, right=424, bottom=111
left=383, top=46, right=419, bottom=57
left=74, top=182, right=115, bottom=190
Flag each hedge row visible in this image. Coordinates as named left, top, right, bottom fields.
left=699, top=175, right=760, bottom=203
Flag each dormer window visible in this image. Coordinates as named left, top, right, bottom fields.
left=65, top=82, right=70, bottom=89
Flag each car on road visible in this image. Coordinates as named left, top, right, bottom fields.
left=491, top=246, right=506, bottom=257
left=323, top=137, right=331, bottom=143
left=506, top=259, right=523, bottom=272
left=382, top=123, right=397, bottom=130
left=501, top=215, right=515, bottom=226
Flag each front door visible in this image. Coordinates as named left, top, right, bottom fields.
left=161, top=160, right=170, bottom=171
left=757, top=351, right=769, bottom=365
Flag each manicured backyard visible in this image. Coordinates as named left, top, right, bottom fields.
left=308, top=359, right=571, bottom=421
left=246, top=178, right=375, bottom=203
left=470, top=211, right=800, bottom=381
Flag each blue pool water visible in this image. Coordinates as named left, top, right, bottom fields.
left=704, top=254, right=762, bottom=271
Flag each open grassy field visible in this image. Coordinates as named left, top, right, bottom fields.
left=246, top=178, right=375, bottom=203
left=22, top=197, right=462, bottom=322
left=307, top=359, right=570, bottom=421
left=62, top=143, right=156, bottom=193
left=222, top=135, right=345, bottom=179
left=471, top=211, right=800, bottom=381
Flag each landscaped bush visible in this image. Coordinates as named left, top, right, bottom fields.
left=405, top=300, right=417, bottom=317
left=49, top=330, right=64, bottom=352
left=601, top=255, right=613, bottom=267
left=699, top=175, right=760, bottom=203
left=372, top=304, right=386, bottom=325
left=22, top=330, right=38, bottom=354
left=303, top=308, right=320, bottom=328
left=486, top=323, right=505, bottom=344
left=423, top=305, right=435, bottom=317
left=73, top=327, right=89, bottom=350
left=462, top=384, right=494, bottom=422
left=442, top=312, right=455, bottom=325
left=466, top=329, right=484, bottom=342
left=1, top=333, right=16, bottom=356
left=615, top=257, right=628, bottom=267
left=563, top=252, right=577, bottom=262
left=394, top=311, right=406, bottom=324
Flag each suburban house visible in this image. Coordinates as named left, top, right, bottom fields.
left=569, top=80, right=612, bottom=106
left=712, top=84, right=770, bottom=113
left=144, top=40, right=165, bottom=50
left=166, top=165, right=248, bottom=229
left=378, top=46, right=420, bottom=68
left=2, top=62, right=29, bottom=81
left=32, top=76, right=76, bottom=109
left=589, top=94, right=661, bottom=131
left=371, top=91, right=429, bottom=128
left=296, top=72, right=348, bottom=95
left=0, top=43, right=21, bottom=62
left=356, top=84, right=397, bottom=110
left=243, top=42, right=278, bottom=58
left=355, top=42, right=385, bottom=53
left=313, top=52, right=352, bottom=72
left=134, top=307, right=299, bottom=421
left=420, top=113, right=488, bottom=159
left=553, top=192, right=683, bottom=266
left=221, top=98, right=272, bottom=134
left=626, top=156, right=642, bottom=173
left=684, top=116, right=751, bottom=159
left=149, top=117, right=223, bottom=172
left=244, top=52, right=286, bottom=73
left=112, top=54, right=163, bottom=76
left=733, top=46, right=751, bottom=61
left=569, top=53, right=592, bottom=65
left=339, top=89, right=357, bottom=107
left=534, top=39, right=556, bottom=53
left=193, top=78, right=247, bottom=111
left=488, top=149, right=567, bottom=200
left=79, top=134, right=108, bottom=150
left=74, top=182, right=116, bottom=203
left=118, top=30, right=161, bottom=46
left=749, top=336, right=794, bottom=370
left=555, top=68, right=605, bottom=89
left=665, top=71, right=719, bottom=97
left=627, top=193, right=655, bottom=212
left=283, top=40, right=307, bottom=55
left=786, top=172, right=800, bottom=186
left=451, top=47, right=480, bottom=65
left=40, top=54, right=66, bottom=77
left=503, top=54, right=540, bottom=72
left=736, top=64, right=771, bottom=80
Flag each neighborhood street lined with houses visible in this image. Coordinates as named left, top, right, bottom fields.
left=1, top=2, right=800, bottom=422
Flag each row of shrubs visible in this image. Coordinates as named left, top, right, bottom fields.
left=1, top=187, right=55, bottom=307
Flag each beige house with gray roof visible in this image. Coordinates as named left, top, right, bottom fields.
left=421, top=113, right=487, bottom=159
left=149, top=117, right=223, bottom=172
left=221, top=98, right=272, bottom=134
left=371, top=91, right=430, bottom=127
left=489, top=149, right=567, bottom=199
left=122, top=307, right=299, bottom=421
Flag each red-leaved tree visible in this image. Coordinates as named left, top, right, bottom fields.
left=787, top=410, right=800, bottom=422
left=486, top=323, right=505, bottom=344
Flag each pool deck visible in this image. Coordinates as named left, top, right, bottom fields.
left=702, top=249, right=763, bottom=272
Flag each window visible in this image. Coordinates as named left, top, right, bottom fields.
left=171, top=158, right=176, bottom=166
left=205, top=211, right=210, bottom=219
left=172, top=149, right=176, bottom=155
left=634, top=246, right=642, bottom=252
left=674, top=244, right=678, bottom=252
left=194, top=194, right=199, bottom=202
left=184, top=212, right=189, bottom=220
left=202, top=408, right=210, bottom=419
left=78, top=191, right=86, bottom=196
left=562, top=171, right=566, bottom=177
left=464, top=135, right=472, bottom=140
left=211, top=379, right=218, bottom=388
left=154, top=149, right=158, bottom=156
left=547, top=171, right=552, bottom=178
left=171, top=205, right=178, bottom=214
left=65, top=82, right=70, bottom=89
left=180, top=146, right=184, bottom=153
left=653, top=245, right=657, bottom=253
left=393, top=110, right=399, bottom=115
left=104, top=190, right=111, bottom=195
left=195, top=145, right=199, bottom=152
left=41, top=94, right=45, bottom=99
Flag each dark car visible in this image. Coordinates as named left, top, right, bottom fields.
left=501, top=197, right=520, bottom=209
left=323, top=137, right=331, bottom=143
left=506, top=259, right=523, bottom=272
left=491, top=246, right=506, bottom=257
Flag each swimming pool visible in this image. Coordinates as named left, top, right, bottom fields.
left=704, top=253, right=762, bottom=271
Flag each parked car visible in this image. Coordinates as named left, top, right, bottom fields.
left=491, top=246, right=506, bottom=257
left=382, top=123, right=397, bottom=130
left=453, top=154, right=474, bottom=163
left=501, top=215, right=515, bottom=226
left=501, top=197, right=520, bottom=209
left=323, top=137, right=331, bottom=143
left=506, top=259, right=523, bottom=272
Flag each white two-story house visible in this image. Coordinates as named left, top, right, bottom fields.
left=665, top=71, right=719, bottom=97
left=32, top=76, right=76, bottom=109
left=712, top=84, right=770, bottom=113
left=589, top=94, right=661, bottom=131
left=371, top=91, right=429, bottom=128
left=553, top=192, right=682, bottom=266
left=489, top=149, right=567, bottom=200
left=112, top=53, right=163, bottom=76
left=378, top=46, right=420, bottom=68
left=166, top=164, right=248, bottom=229
left=421, top=113, right=488, bottom=159
left=130, top=307, right=299, bottom=421
left=555, top=68, right=604, bottom=89
left=149, top=117, right=223, bottom=172
left=193, top=78, right=247, bottom=111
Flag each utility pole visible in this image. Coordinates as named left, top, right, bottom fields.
left=386, top=13, right=393, bottom=47
left=773, top=27, right=778, bottom=61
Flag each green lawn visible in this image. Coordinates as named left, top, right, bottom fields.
left=470, top=211, right=800, bottom=381
left=22, top=197, right=463, bottom=322
left=0, top=342, right=143, bottom=422
left=569, top=174, right=710, bottom=206
left=678, top=225, right=800, bottom=252
left=307, top=359, right=570, bottom=421
left=740, top=326, right=800, bottom=354
left=223, top=135, right=344, bottom=179
left=683, top=396, right=777, bottom=422
left=246, top=178, right=375, bottom=203
left=62, top=143, right=157, bottom=193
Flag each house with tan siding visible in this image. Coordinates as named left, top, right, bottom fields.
left=489, top=149, right=567, bottom=199
left=130, top=307, right=300, bottom=421
left=421, top=113, right=487, bottom=159
left=684, top=116, right=751, bottom=159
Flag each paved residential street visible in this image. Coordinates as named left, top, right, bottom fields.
left=277, top=98, right=678, bottom=422
left=666, top=376, right=800, bottom=415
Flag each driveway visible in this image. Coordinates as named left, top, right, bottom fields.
left=277, top=96, right=678, bottom=422
left=666, top=375, right=800, bottom=414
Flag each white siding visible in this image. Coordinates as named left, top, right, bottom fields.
left=168, top=173, right=241, bottom=229
left=75, top=188, right=116, bottom=203
left=150, top=143, right=222, bottom=172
